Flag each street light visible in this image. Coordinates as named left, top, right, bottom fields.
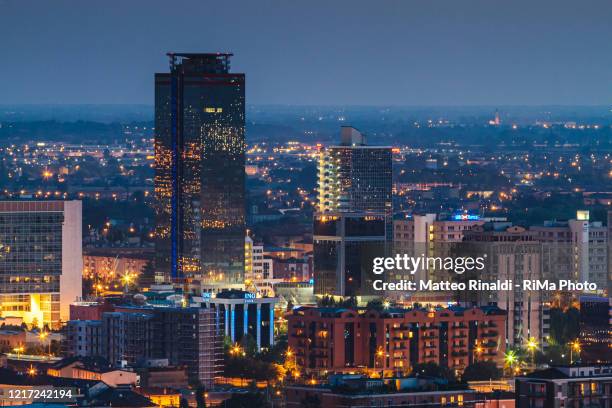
left=526, top=337, right=538, bottom=366
left=13, top=346, right=24, bottom=360
left=375, top=346, right=384, bottom=378
left=230, top=344, right=242, bottom=356
left=504, top=350, right=519, bottom=376
left=474, top=341, right=483, bottom=362
left=570, top=340, right=580, bottom=364
left=39, top=331, right=52, bottom=356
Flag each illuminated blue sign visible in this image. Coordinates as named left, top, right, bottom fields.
left=452, top=213, right=480, bottom=221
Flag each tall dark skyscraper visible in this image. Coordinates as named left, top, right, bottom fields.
left=154, top=53, right=246, bottom=289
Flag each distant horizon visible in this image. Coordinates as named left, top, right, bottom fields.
left=2, top=103, right=611, bottom=108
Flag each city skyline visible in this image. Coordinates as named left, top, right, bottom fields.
left=0, top=2, right=610, bottom=405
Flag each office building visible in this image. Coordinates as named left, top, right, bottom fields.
left=314, top=127, right=392, bottom=301
left=516, top=365, right=612, bottom=408
left=608, top=210, right=612, bottom=295
left=287, top=305, right=506, bottom=376
left=463, top=224, right=549, bottom=348
left=245, top=236, right=278, bottom=296
left=154, top=53, right=246, bottom=288
left=151, top=306, right=221, bottom=388
left=63, top=320, right=102, bottom=358
left=579, top=295, right=611, bottom=364
left=532, top=210, right=608, bottom=292
left=64, top=306, right=222, bottom=388
left=393, top=213, right=486, bottom=290
left=197, top=290, right=277, bottom=351
left=103, top=311, right=153, bottom=366
left=317, top=126, right=392, bottom=215
left=0, top=201, right=82, bottom=329
left=313, top=212, right=388, bottom=299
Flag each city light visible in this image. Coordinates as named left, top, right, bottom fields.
left=504, top=350, right=518, bottom=366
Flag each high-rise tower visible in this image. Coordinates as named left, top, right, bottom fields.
left=313, top=127, right=392, bottom=300
left=0, top=201, right=82, bottom=329
left=154, top=53, right=246, bottom=289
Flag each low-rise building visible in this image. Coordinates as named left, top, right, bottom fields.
left=197, top=290, right=278, bottom=351
left=287, top=305, right=506, bottom=376
left=47, top=357, right=138, bottom=387
left=286, top=381, right=477, bottom=408
left=515, top=365, right=612, bottom=408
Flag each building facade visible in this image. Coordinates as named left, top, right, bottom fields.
left=314, top=127, right=392, bottom=302
left=287, top=305, right=506, bottom=376
left=463, top=224, right=549, bottom=348
left=154, top=53, right=246, bottom=288
left=197, top=290, right=277, bottom=351
left=313, top=213, right=388, bottom=299
left=579, top=295, right=611, bottom=364
left=65, top=306, right=222, bottom=388
left=286, top=384, right=479, bottom=408
left=515, top=365, right=612, bottom=408
left=63, top=320, right=102, bottom=358
left=532, top=210, right=608, bottom=292
left=393, top=214, right=486, bottom=292
left=317, top=127, right=392, bottom=215
left=0, top=201, right=82, bottom=329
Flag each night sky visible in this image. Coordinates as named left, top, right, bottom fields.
left=1, top=0, right=611, bottom=106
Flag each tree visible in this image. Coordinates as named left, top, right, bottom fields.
left=411, top=362, right=456, bottom=382
left=195, top=385, right=207, bottom=408
left=224, top=392, right=269, bottom=408
left=139, top=260, right=155, bottom=288
left=549, top=307, right=579, bottom=344
left=240, top=333, right=258, bottom=357
left=301, top=394, right=321, bottom=408
left=462, top=361, right=502, bottom=382
left=366, top=299, right=384, bottom=311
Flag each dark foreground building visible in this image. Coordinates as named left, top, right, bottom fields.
left=516, top=365, right=612, bottom=408
left=154, top=53, right=246, bottom=288
left=579, top=295, right=612, bottom=364
left=65, top=306, right=222, bottom=388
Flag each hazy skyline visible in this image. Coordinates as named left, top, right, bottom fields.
left=1, top=0, right=611, bottom=106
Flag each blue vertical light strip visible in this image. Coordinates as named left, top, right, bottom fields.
left=230, top=307, right=236, bottom=342
left=269, top=307, right=274, bottom=346
left=256, top=305, right=261, bottom=350
left=169, top=65, right=179, bottom=280
left=224, top=306, right=229, bottom=337
left=243, top=305, right=248, bottom=336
